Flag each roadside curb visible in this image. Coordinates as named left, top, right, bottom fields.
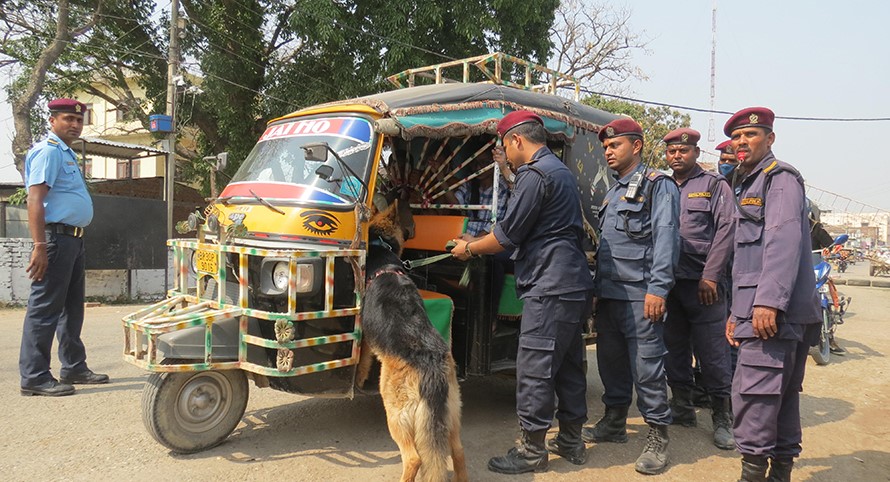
left=839, top=278, right=890, bottom=289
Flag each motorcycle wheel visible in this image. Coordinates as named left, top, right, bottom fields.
left=810, top=308, right=831, bottom=365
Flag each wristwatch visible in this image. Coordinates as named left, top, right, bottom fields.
left=465, top=242, right=475, bottom=258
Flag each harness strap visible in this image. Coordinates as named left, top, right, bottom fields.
left=403, top=252, right=454, bottom=270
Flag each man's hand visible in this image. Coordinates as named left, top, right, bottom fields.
left=752, top=305, right=778, bottom=339
left=644, top=293, right=666, bottom=323
left=725, top=315, right=739, bottom=347
left=450, top=238, right=472, bottom=261
left=26, top=245, right=48, bottom=281
left=698, top=279, right=719, bottom=305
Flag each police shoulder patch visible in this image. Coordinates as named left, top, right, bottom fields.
left=47, top=138, right=59, bottom=146
left=740, top=197, right=763, bottom=206
left=688, top=191, right=712, bottom=199
left=647, top=170, right=667, bottom=181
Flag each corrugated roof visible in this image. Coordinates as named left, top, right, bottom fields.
left=71, top=137, right=168, bottom=160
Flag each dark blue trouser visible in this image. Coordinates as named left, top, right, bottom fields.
left=664, top=279, right=732, bottom=398
left=596, top=299, right=671, bottom=425
left=731, top=324, right=818, bottom=458
left=19, top=233, right=88, bottom=387
left=516, top=291, right=591, bottom=432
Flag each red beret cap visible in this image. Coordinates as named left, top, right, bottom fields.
left=48, top=98, right=87, bottom=115
left=663, top=127, right=701, bottom=146
left=723, top=106, right=775, bottom=136
left=715, top=140, right=732, bottom=152
left=598, top=118, right=643, bottom=142
left=497, top=110, right=544, bottom=138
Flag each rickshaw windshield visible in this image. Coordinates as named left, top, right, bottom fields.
left=226, top=115, right=375, bottom=207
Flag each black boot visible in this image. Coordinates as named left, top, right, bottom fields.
left=767, top=457, right=793, bottom=482
left=711, top=396, right=735, bottom=450
left=669, top=387, right=697, bottom=427
left=739, top=455, right=769, bottom=482
left=635, top=423, right=669, bottom=475
left=581, top=405, right=628, bottom=443
left=546, top=422, right=587, bottom=465
left=488, top=429, right=549, bottom=474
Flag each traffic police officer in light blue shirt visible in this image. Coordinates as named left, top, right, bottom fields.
left=724, top=107, right=820, bottom=482
left=661, top=128, right=736, bottom=450
left=19, top=98, right=109, bottom=397
left=451, top=110, right=594, bottom=475
left=582, top=118, right=680, bottom=475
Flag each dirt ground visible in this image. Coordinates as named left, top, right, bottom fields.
left=2, top=279, right=889, bottom=481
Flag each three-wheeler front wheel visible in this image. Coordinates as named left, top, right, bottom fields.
left=141, top=360, right=249, bottom=454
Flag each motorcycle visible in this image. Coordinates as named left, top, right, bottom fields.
left=810, top=234, right=852, bottom=365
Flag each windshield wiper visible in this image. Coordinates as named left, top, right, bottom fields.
left=249, top=189, right=285, bottom=215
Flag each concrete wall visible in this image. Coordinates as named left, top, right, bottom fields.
left=0, top=237, right=170, bottom=305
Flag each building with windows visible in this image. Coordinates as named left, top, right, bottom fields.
left=822, top=211, right=890, bottom=248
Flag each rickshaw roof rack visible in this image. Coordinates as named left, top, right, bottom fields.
left=386, top=52, right=582, bottom=101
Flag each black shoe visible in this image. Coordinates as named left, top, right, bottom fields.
left=546, top=422, right=587, bottom=465
left=60, top=369, right=109, bottom=385
left=711, top=396, right=735, bottom=450
left=581, top=405, right=629, bottom=443
left=21, top=379, right=75, bottom=397
left=669, top=387, right=697, bottom=427
left=829, top=338, right=846, bottom=355
left=767, top=457, right=793, bottom=482
left=635, top=423, right=670, bottom=475
left=739, top=455, right=769, bottom=482
left=488, top=429, right=549, bottom=474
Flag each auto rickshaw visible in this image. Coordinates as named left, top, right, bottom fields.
left=123, top=53, right=619, bottom=453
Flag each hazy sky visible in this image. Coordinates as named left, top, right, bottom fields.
left=2, top=1, right=888, bottom=211
left=620, top=0, right=890, bottom=211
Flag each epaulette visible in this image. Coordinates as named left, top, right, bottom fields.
left=646, top=170, right=669, bottom=181
left=525, top=164, right=553, bottom=199
left=762, top=159, right=800, bottom=178
left=46, top=138, right=59, bottom=147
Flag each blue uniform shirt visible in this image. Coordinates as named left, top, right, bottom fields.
left=673, top=165, right=735, bottom=282
left=730, top=152, right=820, bottom=338
left=492, top=147, right=594, bottom=298
left=24, top=132, right=93, bottom=227
left=595, top=162, right=680, bottom=301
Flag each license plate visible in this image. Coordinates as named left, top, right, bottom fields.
left=195, top=250, right=219, bottom=274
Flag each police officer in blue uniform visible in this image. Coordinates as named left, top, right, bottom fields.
left=19, top=98, right=109, bottom=397
left=581, top=118, right=680, bottom=475
left=661, top=128, right=736, bottom=450
left=723, top=107, right=820, bottom=482
left=451, top=110, right=594, bottom=474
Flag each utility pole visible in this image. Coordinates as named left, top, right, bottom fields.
left=165, top=0, right=180, bottom=240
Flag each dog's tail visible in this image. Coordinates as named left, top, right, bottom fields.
left=414, top=353, right=452, bottom=481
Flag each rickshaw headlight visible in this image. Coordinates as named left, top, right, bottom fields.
left=259, top=258, right=319, bottom=296
left=272, top=262, right=289, bottom=291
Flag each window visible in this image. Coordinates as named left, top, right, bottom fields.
left=83, top=158, right=92, bottom=177
left=83, top=104, right=93, bottom=125
left=116, top=160, right=130, bottom=179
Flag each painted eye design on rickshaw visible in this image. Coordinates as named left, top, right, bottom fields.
left=301, top=210, right=339, bottom=236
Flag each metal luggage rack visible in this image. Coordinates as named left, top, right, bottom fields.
left=386, top=52, right=581, bottom=101
left=122, top=239, right=365, bottom=377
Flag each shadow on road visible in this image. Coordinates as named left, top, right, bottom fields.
left=820, top=338, right=884, bottom=365
left=802, top=450, right=890, bottom=481
left=800, top=393, right=855, bottom=428
left=173, top=374, right=520, bottom=471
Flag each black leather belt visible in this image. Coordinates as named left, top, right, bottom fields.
left=46, top=223, right=85, bottom=238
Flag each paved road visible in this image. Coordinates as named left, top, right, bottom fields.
left=1, top=285, right=889, bottom=481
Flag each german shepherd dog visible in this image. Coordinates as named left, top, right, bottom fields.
left=357, top=201, right=469, bottom=482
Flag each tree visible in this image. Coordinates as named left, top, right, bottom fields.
left=584, top=94, right=691, bottom=169
left=1, top=0, right=101, bottom=174
left=2, top=0, right=561, bottom=190
left=548, top=0, right=649, bottom=93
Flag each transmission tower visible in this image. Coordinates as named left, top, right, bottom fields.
left=708, top=1, right=717, bottom=142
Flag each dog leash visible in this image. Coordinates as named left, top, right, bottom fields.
left=402, top=240, right=458, bottom=270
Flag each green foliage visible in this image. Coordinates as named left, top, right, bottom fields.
left=583, top=94, right=691, bottom=169
left=8, top=187, right=28, bottom=205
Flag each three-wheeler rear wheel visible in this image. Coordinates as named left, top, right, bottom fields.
left=141, top=360, right=249, bottom=454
